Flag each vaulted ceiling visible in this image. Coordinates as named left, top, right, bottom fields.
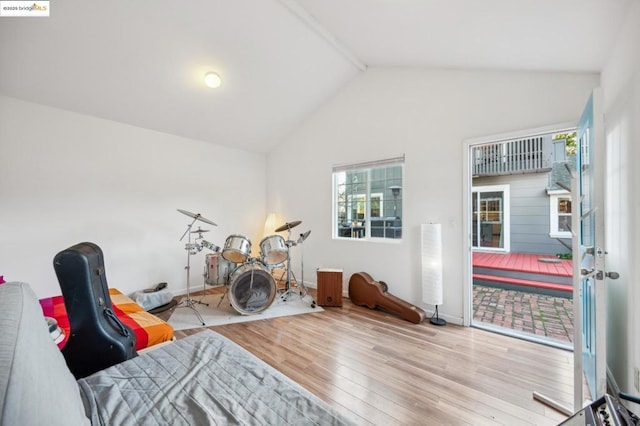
left=0, top=0, right=632, bottom=153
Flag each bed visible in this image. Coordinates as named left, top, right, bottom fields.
left=39, top=288, right=174, bottom=351
left=0, top=282, right=353, bottom=426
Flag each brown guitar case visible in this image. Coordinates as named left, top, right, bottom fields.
left=348, top=272, right=426, bottom=324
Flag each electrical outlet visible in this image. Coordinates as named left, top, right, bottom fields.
left=635, top=367, right=640, bottom=392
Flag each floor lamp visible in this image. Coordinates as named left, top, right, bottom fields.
left=421, top=223, right=446, bottom=326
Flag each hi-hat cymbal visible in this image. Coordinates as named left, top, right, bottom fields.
left=191, top=228, right=209, bottom=233
left=177, top=209, right=217, bottom=226
left=275, top=220, right=301, bottom=233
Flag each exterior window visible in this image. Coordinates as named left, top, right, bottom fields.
left=549, top=193, right=572, bottom=238
left=471, top=184, right=510, bottom=251
left=479, top=198, right=502, bottom=222
left=370, top=193, right=383, bottom=218
left=333, top=157, right=404, bottom=240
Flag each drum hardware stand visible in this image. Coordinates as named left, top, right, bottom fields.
left=279, top=228, right=316, bottom=308
left=297, top=230, right=316, bottom=308
left=217, top=287, right=228, bottom=308
left=216, top=276, right=231, bottom=309
left=273, top=220, right=301, bottom=299
left=176, top=209, right=218, bottom=326
left=279, top=238, right=298, bottom=301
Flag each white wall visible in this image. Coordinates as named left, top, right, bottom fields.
left=0, top=96, right=267, bottom=298
left=267, top=67, right=599, bottom=324
left=601, top=0, right=640, bottom=397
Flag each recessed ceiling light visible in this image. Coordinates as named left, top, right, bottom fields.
left=204, top=72, right=222, bottom=89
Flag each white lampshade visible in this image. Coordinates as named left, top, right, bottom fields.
left=263, top=212, right=279, bottom=237
left=421, top=223, right=443, bottom=306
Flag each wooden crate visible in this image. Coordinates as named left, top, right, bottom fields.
left=317, top=268, right=343, bottom=307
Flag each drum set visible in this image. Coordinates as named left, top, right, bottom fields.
left=177, top=209, right=315, bottom=325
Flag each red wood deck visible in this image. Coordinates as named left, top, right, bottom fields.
left=473, top=252, right=573, bottom=277
left=472, top=273, right=572, bottom=293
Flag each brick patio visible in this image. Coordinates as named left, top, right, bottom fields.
left=473, top=285, right=574, bottom=344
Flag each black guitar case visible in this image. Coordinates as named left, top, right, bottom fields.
left=53, top=242, right=137, bottom=379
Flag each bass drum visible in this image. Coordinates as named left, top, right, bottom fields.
left=228, top=263, right=277, bottom=315
left=204, top=253, right=235, bottom=286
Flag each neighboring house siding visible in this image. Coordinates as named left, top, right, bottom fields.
left=474, top=174, right=570, bottom=255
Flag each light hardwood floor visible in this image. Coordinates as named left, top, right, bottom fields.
left=160, top=289, right=572, bottom=425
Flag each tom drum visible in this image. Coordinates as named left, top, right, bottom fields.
left=228, top=263, right=276, bottom=315
left=259, top=235, right=287, bottom=266
left=200, top=239, right=220, bottom=253
left=222, top=235, right=251, bottom=263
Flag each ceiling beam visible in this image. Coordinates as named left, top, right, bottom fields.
left=277, top=0, right=367, bottom=72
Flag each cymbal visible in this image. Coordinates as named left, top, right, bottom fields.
left=177, top=209, right=217, bottom=226
left=297, top=230, right=311, bottom=243
left=191, top=228, right=209, bottom=233
left=275, top=220, right=301, bottom=233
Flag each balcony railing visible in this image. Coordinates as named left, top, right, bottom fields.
left=472, top=134, right=555, bottom=176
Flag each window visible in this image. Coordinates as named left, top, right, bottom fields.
left=549, top=192, right=572, bottom=238
left=333, top=156, right=404, bottom=240
left=471, top=185, right=510, bottom=251
left=479, top=198, right=502, bottom=222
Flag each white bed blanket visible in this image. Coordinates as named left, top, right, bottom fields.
left=78, top=329, right=352, bottom=426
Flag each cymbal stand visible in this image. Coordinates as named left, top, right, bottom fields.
left=279, top=227, right=297, bottom=301
left=279, top=252, right=293, bottom=300
left=279, top=229, right=316, bottom=308
left=177, top=217, right=207, bottom=326
left=297, top=231, right=316, bottom=308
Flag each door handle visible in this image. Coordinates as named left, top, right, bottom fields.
left=581, top=268, right=596, bottom=278
left=595, top=270, right=620, bottom=280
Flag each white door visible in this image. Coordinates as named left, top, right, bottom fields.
left=572, top=89, right=607, bottom=408
left=471, top=185, right=510, bottom=252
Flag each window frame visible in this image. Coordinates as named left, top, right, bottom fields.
left=332, top=156, right=404, bottom=241
left=471, top=184, right=511, bottom=252
left=548, top=190, right=572, bottom=238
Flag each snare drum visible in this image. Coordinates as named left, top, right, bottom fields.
left=222, top=235, right=251, bottom=263
left=228, top=262, right=276, bottom=315
left=259, top=235, right=287, bottom=266
left=204, top=253, right=235, bottom=286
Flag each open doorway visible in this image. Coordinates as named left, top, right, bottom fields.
left=466, top=126, right=577, bottom=349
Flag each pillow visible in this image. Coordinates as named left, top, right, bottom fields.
left=132, top=288, right=173, bottom=311
left=0, top=282, right=89, bottom=426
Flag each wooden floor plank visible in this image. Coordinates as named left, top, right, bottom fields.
left=163, top=289, right=572, bottom=425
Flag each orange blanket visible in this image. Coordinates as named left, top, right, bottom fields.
left=39, top=288, right=174, bottom=351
